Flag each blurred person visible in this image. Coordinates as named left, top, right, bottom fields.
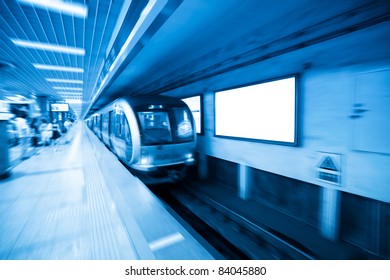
left=14, top=110, right=30, bottom=159
left=6, top=117, right=18, bottom=147
left=46, top=120, right=53, bottom=144
left=39, top=119, right=52, bottom=146
left=63, top=119, right=72, bottom=143
left=51, top=119, right=62, bottom=148
left=30, top=118, right=40, bottom=147
left=63, top=119, right=71, bottom=133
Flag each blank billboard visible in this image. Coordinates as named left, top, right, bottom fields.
left=215, top=76, right=297, bottom=145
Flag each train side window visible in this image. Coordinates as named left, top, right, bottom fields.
left=120, top=114, right=125, bottom=138
left=109, top=110, right=116, bottom=136
left=116, top=115, right=120, bottom=137
left=101, top=113, right=109, bottom=134
left=97, top=115, right=102, bottom=130
left=123, top=118, right=132, bottom=145
left=115, top=110, right=122, bottom=137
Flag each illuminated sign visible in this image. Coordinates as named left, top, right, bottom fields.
left=215, top=76, right=297, bottom=145
left=0, top=101, right=10, bottom=113
left=51, top=103, right=69, bottom=112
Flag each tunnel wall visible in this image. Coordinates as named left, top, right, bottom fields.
left=164, top=21, right=390, bottom=257
left=166, top=21, right=390, bottom=203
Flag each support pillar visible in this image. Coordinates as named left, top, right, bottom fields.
left=320, top=187, right=341, bottom=240
left=197, top=153, right=208, bottom=180
left=36, top=96, right=49, bottom=120
left=238, top=164, right=251, bottom=200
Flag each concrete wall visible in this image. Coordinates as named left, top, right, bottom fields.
left=164, top=21, right=390, bottom=204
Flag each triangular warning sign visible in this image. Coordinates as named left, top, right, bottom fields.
left=319, top=156, right=338, bottom=171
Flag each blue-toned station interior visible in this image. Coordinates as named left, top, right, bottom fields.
left=0, top=0, right=389, bottom=260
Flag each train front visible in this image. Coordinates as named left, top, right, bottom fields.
left=131, top=99, right=196, bottom=183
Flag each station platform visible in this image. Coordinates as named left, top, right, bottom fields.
left=0, top=122, right=215, bottom=260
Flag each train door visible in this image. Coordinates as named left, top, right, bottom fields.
left=109, top=110, right=116, bottom=150
left=97, top=115, right=102, bottom=139
left=122, top=115, right=133, bottom=162
left=101, top=113, right=110, bottom=146
left=110, top=108, right=127, bottom=159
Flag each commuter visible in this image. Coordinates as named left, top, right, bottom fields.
left=46, top=121, right=53, bottom=145
left=51, top=119, right=61, bottom=140
left=6, top=118, right=18, bottom=147
left=30, top=118, right=40, bottom=146
left=14, top=110, right=30, bottom=159
left=63, top=119, right=72, bottom=143
left=63, top=119, right=71, bottom=133
left=39, top=119, right=52, bottom=146
left=51, top=119, right=62, bottom=149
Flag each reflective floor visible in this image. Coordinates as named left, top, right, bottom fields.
left=0, top=123, right=214, bottom=260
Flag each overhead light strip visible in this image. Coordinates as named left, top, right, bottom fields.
left=11, top=39, right=85, bottom=55
left=85, top=1, right=114, bottom=101
left=46, top=78, right=83, bottom=84
left=109, top=0, right=161, bottom=73
left=65, top=100, right=83, bottom=104
left=57, top=92, right=83, bottom=95
left=3, top=7, right=67, bottom=85
left=33, top=64, right=84, bottom=73
left=105, top=0, right=133, bottom=57
left=86, top=0, right=166, bottom=120
left=53, top=87, right=83, bottom=91
left=17, top=0, right=88, bottom=18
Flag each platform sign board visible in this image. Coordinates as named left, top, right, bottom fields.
left=0, top=101, right=13, bottom=120
left=316, top=152, right=341, bottom=186
left=0, top=101, right=10, bottom=113
left=51, top=103, right=69, bottom=112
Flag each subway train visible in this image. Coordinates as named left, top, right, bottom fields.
left=86, top=95, right=196, bottom=184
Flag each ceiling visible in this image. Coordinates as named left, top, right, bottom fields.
left=0, top=0, right=389, bottom=118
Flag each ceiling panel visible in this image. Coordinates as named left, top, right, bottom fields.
left=0, top=0, right=126, bottom=117
left=1, top=0, right=389, bottom=119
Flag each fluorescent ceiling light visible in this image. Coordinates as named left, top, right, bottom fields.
left=85, top=0, right=166, bottom=120
left=105, top=0, right=133, bottom=57
left=53, top=86, right=83, bottom=91
left=33, top=64, right=84, bottom=73
left=46, top=78, right=83, bottom=84
left=65, top=99, right=82, bottom=104
left=12, top=39, right=85, bottom=55
left=5, top=95, right=27, bottom=102
left=17, top=0, right=88, bottom=18
left=57, top=92, right=83, bottom=95
left=109, top=0, right=160, bottom=73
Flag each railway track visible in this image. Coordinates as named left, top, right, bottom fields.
left=153, top=183, right=316, bottom=260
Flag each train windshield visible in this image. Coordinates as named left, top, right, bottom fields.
left=137, top=107, right=194, bottom=145
left=172, top=107, right=194, bottom=142
left=138, top=111, right=172, bottom=145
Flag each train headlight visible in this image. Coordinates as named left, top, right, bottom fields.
left=185, top=153, right=193, bottom=159
left=140, top=156, right=149, bottom=164
left=140, top=150, right=151, bottom=165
